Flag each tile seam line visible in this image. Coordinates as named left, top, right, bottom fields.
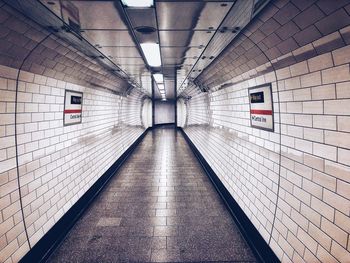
left=241, top=31, right=282, bottom=248
left=14, top=32, right=54, bottom=251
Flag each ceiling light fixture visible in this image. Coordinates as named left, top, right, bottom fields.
left=121, top=0, right=153, bottom=7
left=158, top=83, right=166, bottom=100
left=153, top=73, right=163, bottom=83
left=140, top=43, right=161, bottom=67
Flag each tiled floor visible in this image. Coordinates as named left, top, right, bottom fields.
left=47, top=126, right=257, bottom=263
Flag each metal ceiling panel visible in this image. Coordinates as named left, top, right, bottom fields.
left=177, top=0, right=269, bottom=96
left=112, top=57, right=145, bottom=65
left=161, top=47, right=188, bottom=58
left=156, top=1, right=233, bottom=30
left=126, top=8, right=157, bottom=29
left=160, top=47, right=203, bottom=61
left=7, top=0, right=140, bottom=94
left=28, top=0, right=261, bottom=100
left=81, top=30, right=135, bottom=46
left=102, top=47, right=141, bottom=58
left=162, top=57, right=184, bottom=65
left=193, top=2, right=234, bottom=30
left=182, top=0, right=254, bottom=83
left=39, top=0, right=61, bottom=17
left=126, top=8, right=159, bottom=43
left=162, top=67, right=176, bottom=77
left=72, top=1, right=127, bottom=29
left=183, top=47, right=204, bottom=58
left=159, top=30, right=212, bottom=47
left=134, top=31, right=159, bottom=44
left=160, top=30, right=192, bottom=47
left=188, top=30, right=214, bottom=47
left=157, top=2, right=205, bottom=30
left=121, top=64, right=148, bottom=72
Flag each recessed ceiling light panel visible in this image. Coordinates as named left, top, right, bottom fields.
left=153, top=73, right=163, bottom=83
left=140, top=43, right=161, bottom=67
left=121, top=0, right=153, bottom=7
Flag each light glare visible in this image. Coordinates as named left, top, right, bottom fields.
left=153, top=73, right=163, bottom=83
left=140, top=43, right=161, bottom=67
left=121, top=0, right=153, bottom=7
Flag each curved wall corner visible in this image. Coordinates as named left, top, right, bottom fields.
left=183, top=0, right=350, bottom=262
left=0, top=3, right=51, bottom=262
left=176, top=98, right=187, bottom=128
left=141, top=98, right=153, bottom=129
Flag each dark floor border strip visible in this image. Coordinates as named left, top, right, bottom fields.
left=179, top=128, right=280, bottom=263
left=153, top=122, right=175, bottom=127
left=20, top=128, right=150, bottom=263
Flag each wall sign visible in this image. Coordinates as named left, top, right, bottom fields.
left=64, top=90, right=83, bottom=126
left=248, top=84, right=274, bottom=132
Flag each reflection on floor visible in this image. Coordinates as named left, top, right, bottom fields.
left=47, top=126, right=257, bottom=262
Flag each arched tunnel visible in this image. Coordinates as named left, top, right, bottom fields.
left=0, top=0, right=350, bottom=262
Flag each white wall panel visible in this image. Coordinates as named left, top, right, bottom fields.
left=154, top=101, right=175, bottom=125
left=141, top=98, right=152, bottom=128
left=176, top=98, right=187, bottom=127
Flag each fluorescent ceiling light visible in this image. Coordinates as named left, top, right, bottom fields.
left=153, top=73, right=163, bottom=83
left=121, top=0, right=153, bottom=7
left=140, top=43, right=161, bottom=67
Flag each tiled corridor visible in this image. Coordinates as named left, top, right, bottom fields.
left=47, top=126, right=257, bottom=262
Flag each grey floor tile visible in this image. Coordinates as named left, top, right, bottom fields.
left=46, top=127, right=257, bottom=263
left=150, top=248, right=183, bottom=262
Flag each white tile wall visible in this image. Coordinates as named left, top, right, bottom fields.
left=15, top=70, right=146, bottom=250
left=0, top=64, right=147, bottom=262
left=0, top=3, right=149, bottom=262
left=0, top=68, right=30, bottom=263
left=183, top=16, right=350, bottom=263
left=184, top=77, right=280, bottom=246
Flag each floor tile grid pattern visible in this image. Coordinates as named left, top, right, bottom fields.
left=47, top=127, right=257, bottom=263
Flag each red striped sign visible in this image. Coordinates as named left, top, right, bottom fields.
left=250, top=109, right=272, bottom=115
left=64, top=109, right=82, bottom=114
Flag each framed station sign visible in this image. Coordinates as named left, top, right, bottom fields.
left=64, top=90, right=83, bottom=126
left=248, top=84, right=274, bottom=132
